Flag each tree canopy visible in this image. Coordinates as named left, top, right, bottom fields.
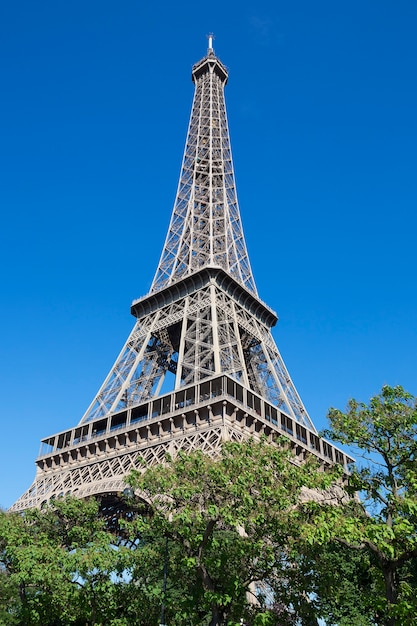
left=125, top=438, right=338, bottom=626
left=0, top=497, right=138, bottom=625
left=307, top=384, right=417, bottom=626
left=2, top=385, right=417, bottom=626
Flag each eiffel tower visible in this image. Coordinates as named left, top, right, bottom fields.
left=12, top=37, right=352, bottom=512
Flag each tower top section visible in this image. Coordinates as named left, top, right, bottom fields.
left=192, top=34, right=228, bottom=84
left=151, top=39, right=256, bottom=295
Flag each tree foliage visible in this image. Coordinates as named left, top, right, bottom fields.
left=3, top=394, right=416, bottom=626
left=126, top=438, right=338, bottom=626
left=0, top=498, right=137, bottom=625
left=307, top=385, right=417, bottom=626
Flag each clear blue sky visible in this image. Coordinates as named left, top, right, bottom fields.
left=1, top=1, right=416, bottom=509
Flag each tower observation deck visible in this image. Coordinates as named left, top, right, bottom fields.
left=12, top=40, right=353, bottom=512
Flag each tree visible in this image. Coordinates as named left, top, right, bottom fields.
left=126, top=438, right=338, bottom=626
left=286, top=540, right=380, bottom=625
left=0, top=497, right=137, bottom=626
left=6, top=432, right=396, bottom=625
left=0, top=561, right=20, bottom=625
left=308, top=385, right=417, bottom=626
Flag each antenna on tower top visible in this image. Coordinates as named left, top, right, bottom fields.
left=207, top=32, right=215, bottom=54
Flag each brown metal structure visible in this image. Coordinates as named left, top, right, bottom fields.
left=12, top=41, right=353, bottom=512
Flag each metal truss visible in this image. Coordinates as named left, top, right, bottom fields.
left=12, top=42, right=323, bottom=512
left=79, top=43, right=315, bottom=431
left=13, top=425, right=243, bottom=511
left=80, top=277, right=315, bottom=432
left=151, top=47, right=257, bottom=295
left=12, top=381, right=352, bottom=511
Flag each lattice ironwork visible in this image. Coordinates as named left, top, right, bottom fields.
left=151, top=46, right=256, bottom=295
left=11, top=40, right=332, bottom=513
left=79, top=277, right=315, bottom=430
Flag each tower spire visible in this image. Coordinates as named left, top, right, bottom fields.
left=207, top=32, right=214, bottom=55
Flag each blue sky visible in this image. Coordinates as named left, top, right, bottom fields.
left=1, top=0, right=416, bottom=509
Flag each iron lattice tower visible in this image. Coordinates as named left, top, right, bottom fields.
left=12, top=40, right=352, bottom=512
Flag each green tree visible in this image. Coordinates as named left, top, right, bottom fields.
left=126, top=438, right=338, bottom=626
left=287, top=540, right=380, bottom=625
left=0, top=562, right=20, bottom=625
left=308, top=385, right=417, bottom=626
left=0, top=497, right=136, bottom=626
left=4, top=434, right=395, bottom=625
